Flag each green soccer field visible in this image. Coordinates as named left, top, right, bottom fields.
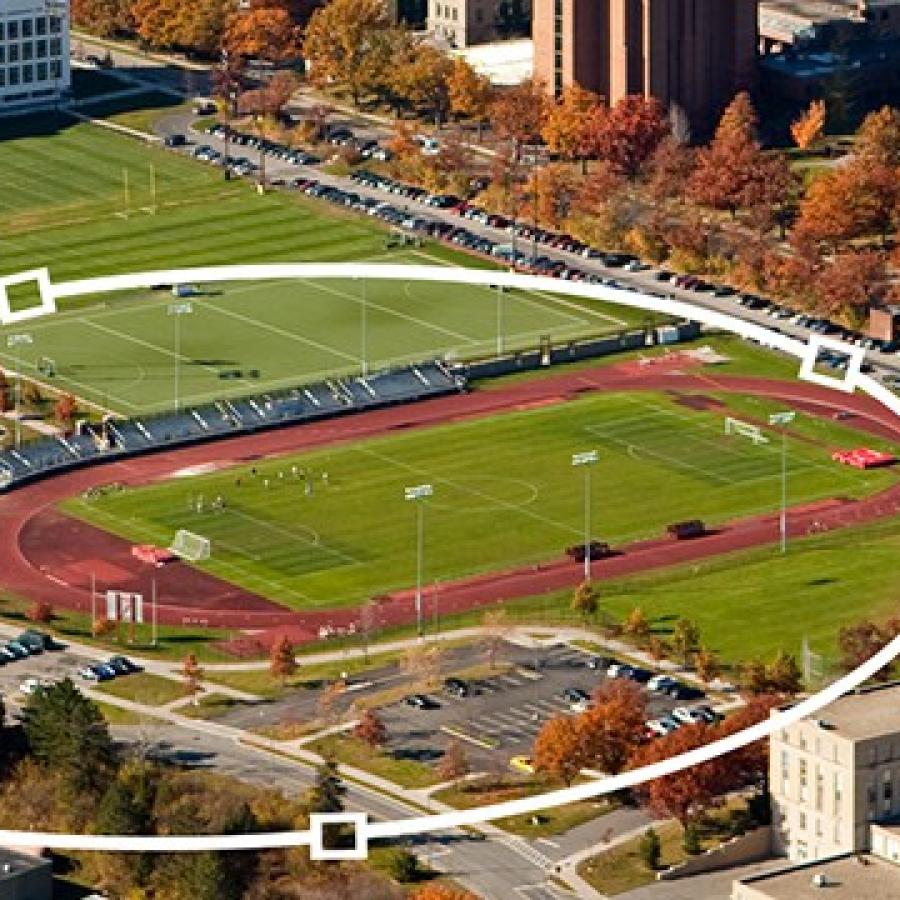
left=0, top=119, right=651, bottom=415
left=62, top=390, right=898, bottom=610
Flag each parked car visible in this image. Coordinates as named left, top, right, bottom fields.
left=4, top=641, right=30, bottom=659
left=18, top=630, right=50, bottom=652
left=586, top=656, right=610, bottom=671
left=607, top=663, right=635, bottom=680
left=509, top=755, right=535, bottom=774
left=647, top=674, right=677, bottom=692
left=672, top=706, right=708, bottom=725
left=19, top=678, right=52, bottom=695
left=164, top=134, right=187, bottom=148
left=107, top=655, right=139, bottom=675
left=404, top=693, right=435, bottom=710
left=443, top=677, right=470, bottom=698
left=562, top=687, right=590, bottom=711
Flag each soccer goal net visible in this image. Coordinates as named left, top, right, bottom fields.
left=724, top=417, right=769, bottom=445
left=169, top=529, right=211, bottom=562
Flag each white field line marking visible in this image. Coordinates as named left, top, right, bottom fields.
left=354, top=444, right=582, bottom=538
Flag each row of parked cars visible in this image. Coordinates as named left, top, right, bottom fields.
left=0, top=628, right=53, bottom=663
left=77, top=655, right=140, bottom=683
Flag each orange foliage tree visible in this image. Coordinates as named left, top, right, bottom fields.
left=790, top=99, right=826, bottom=150
left=579, top=679, right=647, bottom=775
left=269, top=634, right=296, bottom=685
left=533, top=714, right=587, bottom=785
left=541, top=84, right=605, bottom=168
left=353, top=708, right=388, bottom=748
left=223, top=5, right=302, bottom=63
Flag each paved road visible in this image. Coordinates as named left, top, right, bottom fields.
left=150, top=107, right=900, bottom=385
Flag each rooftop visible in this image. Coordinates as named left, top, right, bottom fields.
left=0, top=848, right=51, bottom=881
left=737, top=853, right=900, bottom=899
left=796, top=682, right=900, bottom=742
left=760, top=0, right=866, bottom=41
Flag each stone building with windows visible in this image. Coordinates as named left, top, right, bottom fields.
left=770, top=682, right=900, bottom=862
left=0, top=0, right=69, bottom=116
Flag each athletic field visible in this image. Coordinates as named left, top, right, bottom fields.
left=63, top=390, right=896, bottom=610
left=0, top=121, right=648, bottom=414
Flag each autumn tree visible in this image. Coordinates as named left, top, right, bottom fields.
left=481, top=609, right=510, bottom=669
left=71, top=0, right=132, bottom=38
left=541, top=85, right=605, bottom=169
left=222, top=4, right=302, bottom=64
left=53, top=393, right=77, bottom=430
left=587, top=94, right=669, bottom=179
left=490, top=78, right=547, bottom=149
left=688, top=92, right=790, bottom=219
left=623, top=607, right=650, bottom=643
left=533, top=714, right=586, bottom=785
left=353, top=708, right=388, bottom=748
left=303, top=0, right=390, bottom=105
left=27, top=601, right=54, bottom=624
left=740, top=659, right=770, bottom=695
left=767, top=650, right=803, bottom=695
left=837, top=618, right=900, bottom=680
left=181, top=653, right=204, bottom=705
left=644, top=136, right=696, bottom=204
left=813, top=250, right=885, bottom=321
left=572, top=581, right=597, bottom=622
left=856, top=105, right=900, bottom=166
left=391, top=43, right=455, bottom=124
left=671, top=618, right=701, bottom=668
left=436, top=739, right=469, bottom=782
left=791, top=99, right=827, bottom=150
left=403, top=643, right=444, bottom=691
left=580, top=679, right=646, bottom=774
left=695, top=647, right=721, bottom=686
left=447, top=57, right=493, bottom=126
left=269, top=634, right=296, bottom=686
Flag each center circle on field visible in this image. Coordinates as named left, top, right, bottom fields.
left=426, top=476, right=539, bottom=513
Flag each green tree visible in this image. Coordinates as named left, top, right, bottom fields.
left=22, top=678, right=115, bottom=794
left=387, top=849, right=423, bottom=882
left=639, top=827, right=661, bottom=869
left=683, top=822, right=703, bottom=855
left=309, top=756, right=346, bottom=814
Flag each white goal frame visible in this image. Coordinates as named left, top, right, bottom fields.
left=169, top=529, right=211, bottom=561
left=724, top=416, right=769, bottom=445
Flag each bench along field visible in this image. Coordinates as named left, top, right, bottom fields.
left=61, top=389, right=897, bottom=611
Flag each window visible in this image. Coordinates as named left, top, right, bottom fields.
left=815, top=767, right=824, bottom=811
left=36, top=17, right=46, bottom=36
left=0, top=47, right=5, bottom=64
left=781, top=750, right=791, bottom=795
left=8, top=65, right=19, bottom=85
left=798, top=811, right=807, bottom=831
left=22, top=63, right=32, bottom=83
left=36, top=39, right=46, bottom=58
left=8, top=44, right=19, bottom=64
left=884, top=770, right=893, bottom=812
left=22, top=42, right=33, bottom=61
left=0, top=69, right=5, bottom=87
left=8, top=20, right=18, bottom=39
left=36, top=61, right=47, bottom=81
left=799, top=758, right=808, bottom=802
left=22, top=18, right=32, bottom=38
left=50, top=58, right=61, bottom=79
left=834, top=772, right=843, bottom=812
left=49, top=37, right=60, bottom=57
left=49, top=16, right=61, bottom=34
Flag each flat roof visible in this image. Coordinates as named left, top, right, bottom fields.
left=454, top=38, right=534, bottom=86
left=738, top=854, right=900, bottom=899
left=796, top=683, right=900, bottom=742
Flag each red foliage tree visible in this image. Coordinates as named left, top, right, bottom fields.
left=579, top=679, right=647, bottom=775
left=586, top=94, right=669, bottom=179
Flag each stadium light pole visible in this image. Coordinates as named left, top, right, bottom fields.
left=405, top=483, right=433, bottom=639
left=359, top=277, right=368, bottom=377
left=495, top=284, right=504, bottom=357
left=168, top=301, right=193, bottom=412
left=769, top=410, right=796, bottom=555
left=572, top=451, right=599, bottom=583
left=7, top=333, right=33, bottom=449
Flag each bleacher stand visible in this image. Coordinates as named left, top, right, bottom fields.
left=0, top=362, right=463, bottom=492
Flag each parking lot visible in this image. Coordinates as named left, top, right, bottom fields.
left=378, top=644, right=705, bottom=771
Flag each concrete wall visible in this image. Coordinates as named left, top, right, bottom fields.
left=658, top=826, right=772, bottom=880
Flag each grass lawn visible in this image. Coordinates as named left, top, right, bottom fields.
left=203, top=649, right=406, bottom=698
left=0, top=592, right=241, bottom=663
left=63, top=387, right=894, bottom=610
left=94, top=671, right=185, bottom=705
left=435, top=778, right=615, bottom=838
left=307, top=734, right=441, bottom=790
left=93, top=699, right=149, bottom=726
left=577, top=800, right=752, bottom=895
left=177, top=692, right=245, bottom=719
left=0, top=118, right=646, bottom=415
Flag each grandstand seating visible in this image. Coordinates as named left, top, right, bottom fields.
left=0, top=362, right=463, bottom=492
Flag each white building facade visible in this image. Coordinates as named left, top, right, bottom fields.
left=0, top=0, right=69, bottom=116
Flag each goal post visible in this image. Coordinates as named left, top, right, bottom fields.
left=724, top=417, right=770, bottom=446
left=169, top=529, right=211, bottom=562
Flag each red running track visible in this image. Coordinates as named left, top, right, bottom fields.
left=1, top=357, right=898, bottom=642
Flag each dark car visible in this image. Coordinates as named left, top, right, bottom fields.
left=443, top=677, right=470, bottom=697
left=404, top=693, right=436, bottom=710
left=19, top=630, right=51, bottom=652
left=164, top=134, right=187, bottom=148
left=107, top=655, right=139, bottom=675
left=586, top=656, right=610, bottom=670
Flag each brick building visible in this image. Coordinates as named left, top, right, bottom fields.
left=532, top=0, right=758, bottom=138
